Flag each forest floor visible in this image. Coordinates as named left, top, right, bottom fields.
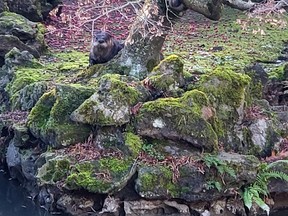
left=43, top=0, right=288, bottom=75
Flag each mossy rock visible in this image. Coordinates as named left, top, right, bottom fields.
left=148, top=55, right=185, bottom=96
left=71, top=74, right=140, bottom=126
left=124, top=132, right=143, bottom=157
left=0, top=12, right=46, bottom=57
left=136, top=152, right=259, bottom=202
left=28, top=84, right=94, bottom=148
left=65, top=157, right=136, bottom=194
left=136, top=165, right=180, bottom=199
left=198, top=69, right=251, bottom=151
left=136, top=97, right=218, bottom=152
left=0, top=12, right=37, bottom=40
left=37, top=155, right=71, bottom=185
left=199, top=68, right=250, bottom=108
left=10, top=81, right=49, bottom=111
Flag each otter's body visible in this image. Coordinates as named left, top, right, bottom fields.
left=89, top=31, right=124, bottom=66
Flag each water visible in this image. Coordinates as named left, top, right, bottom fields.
left=0, top=170, right=52, bottom=216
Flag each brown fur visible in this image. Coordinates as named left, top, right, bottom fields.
left=89, top=31, right=124, bottom=66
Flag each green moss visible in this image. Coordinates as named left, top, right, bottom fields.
left=65, top=161, right=110, bottom=193
left=180, top=89, right=209, bottom=114
left=199, top=68, right=251, bottom=107
left=268, top=64, right=286, bottom=81
left=124, top=132, right=143, bottom=157
left=37, top=157, right=71, bottom=183
left=28, top=85, right=93, bottom=148
left=66, top=171, right=110, bottom=193
left=99, top=157, right=132, bottom=178
left=28, top=89, right=56, bottom=129
left=152, top=54, right=183, bottom=73
left=100, top=74, right=140, bottom=105
left=5, top=67, right=51, bottom=97
left=149, top=74, right=175, bottom=91
left=139, top=97, right=218, bottom=152
left=141, top=97, right=184, bottom=114
left=0, top=12, right=36, bottom=33
left=49, top=84, right=94, bottom=123
left=65, top=159, right=132, bottom=193
left=140, top=166, right=179, bottom=197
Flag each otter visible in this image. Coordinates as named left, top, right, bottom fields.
left=167, top=0, right=187, bottom=13
left=89, top=31, right=124, bottom=66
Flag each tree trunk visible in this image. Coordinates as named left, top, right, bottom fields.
left=119, top=0, right=170, bottom=80
left=182, top=0, right=223, bottom=20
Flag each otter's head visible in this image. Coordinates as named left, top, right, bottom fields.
left=92, top=31, right=114, bottom=51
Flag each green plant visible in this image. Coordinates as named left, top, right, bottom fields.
left=241, top=160, right=288, bottom=215
left=203, top=154, right=237, bottom=179
left=142, top=143, right=165, bottom=160
left=206, top=180, right=222, bottom=191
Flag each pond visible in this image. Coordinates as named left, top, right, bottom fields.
left=0, top=170, right=52, bottom=216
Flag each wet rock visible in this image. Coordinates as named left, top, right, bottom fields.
left=6, top=140, right=22, bottom=179
left=38, top=186, right=54, bottom=211
left=94, top=127, right=125, bottom=150
left=0, top=0, right=8, bottom=13
left=226, top=197, right=247, bottom=216
left=71, top=74, right=140, bottom=126
left=11, top=124, right=31, bottom=147
left=0, top=35, right=40, bottom=65
left=28, top=84, right=94, bottom=148
left=99, top=196, right=121, bottom=216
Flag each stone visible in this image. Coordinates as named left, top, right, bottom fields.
left=136, top=97, right=218, bottom=152
left=71, top=74, right=140, bottom=126
left=28, top=84, right=94, bottom=148
left=0, top=12, right=46, bottom=66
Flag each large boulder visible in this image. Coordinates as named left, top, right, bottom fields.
left=27, top=84, right=94, bottom=148
left=135, top=152, right=259, bottom=201
left=0, top=12, right=46, bottom=66
left=6, top=0, right=62, bottom=22
left=71, top=74, right=141, bottom=126
left=136, top=96, right=218, bottom=152
left=0, top=0, right=8, bottom=13
left=198, top=69, right=251, bottom=152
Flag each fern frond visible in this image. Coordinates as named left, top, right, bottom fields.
left=254, top=196, right=270, bottom=215
left=267, top=160, right=288, bottom=169
left=262, top=171, right=288, bottom=182
left=243, top=188, right=253, bottom=209
left=225, top=166, right=236, bottom=179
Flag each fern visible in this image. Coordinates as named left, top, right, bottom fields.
left=206, top=180, right=222, bottom=192
left=203, top=154, right=236, bottom=179
left=241, top=160, right=288, bottom=215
